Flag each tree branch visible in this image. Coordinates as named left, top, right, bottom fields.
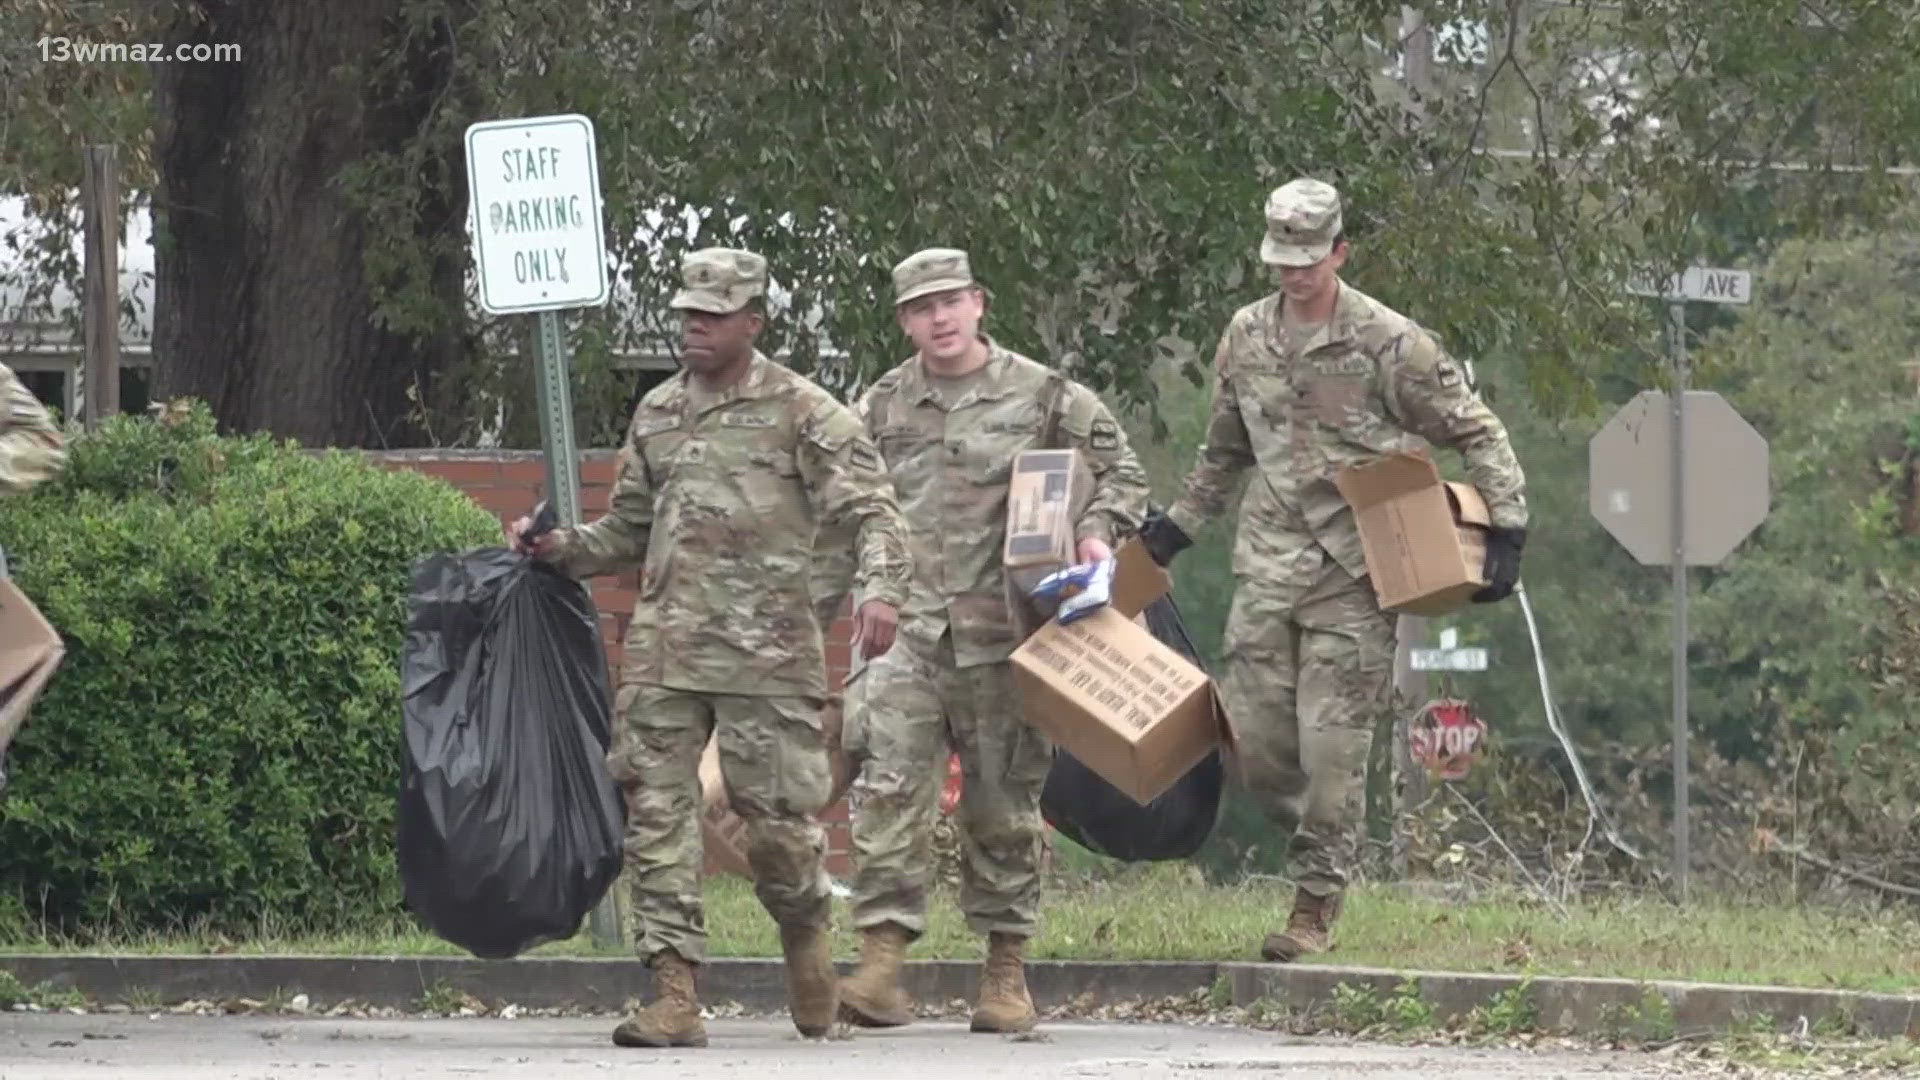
left=1756, top=830, right=1920, bottom=901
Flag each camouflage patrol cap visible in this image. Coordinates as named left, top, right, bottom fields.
left=892, top=248, right=977, bottom=305
left=1260, top=178, right=1343, bottom=267
left=670, top=247, right=767, bottom=314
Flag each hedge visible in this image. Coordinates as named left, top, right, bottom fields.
left=0, top=402, right=503, bottom=934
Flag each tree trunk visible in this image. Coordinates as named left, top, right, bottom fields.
left=150, top=1, right=473, bottom=448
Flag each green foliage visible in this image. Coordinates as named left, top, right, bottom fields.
left=0, top=402, right=502, bottom=933
left=1328, top=977, right=1437, bottom=1032
left=9, top=0, right=1918, bottom=446
left=1466, top=978, right=1540, bottom=1037
left=1598, top=985, right=1678, bottom=1043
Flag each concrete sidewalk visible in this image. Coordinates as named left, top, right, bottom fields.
left=3, top=953, right=1917, bottom=1040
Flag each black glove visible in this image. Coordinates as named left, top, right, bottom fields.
left=1472, top=525, right=1525, bottom=603
left=519, top=499, right=558, bottom=546
left=1138, top=508, right=1193, bottom=567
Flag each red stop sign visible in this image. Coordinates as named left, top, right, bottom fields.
left=1410, top=699, right=1487, bottom=781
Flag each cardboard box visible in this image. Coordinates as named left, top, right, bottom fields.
left=0, top=579, right=65, bottom=758
left=1009, top=603, right=1225, bottom=806
left=1003, top=449, right=1093, bottom=598
left=699, top=696, right=856, bottom=881
left=1009, top=539, right=1227, bottom=806
left=1334, top=451, right=1491, bottom=617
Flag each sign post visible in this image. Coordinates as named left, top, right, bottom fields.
left=464, top=112, right=615, bottom=943
left=1597, top=266, right=1761, bottom=904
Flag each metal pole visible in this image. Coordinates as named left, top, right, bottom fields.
left=1391, top=615, right=1430, bottom=878
left=532, top=310, right=582, bottom=528
left=532, top=309, right=621, bottom=948
left=1668, top=299, right=1690, bottom=905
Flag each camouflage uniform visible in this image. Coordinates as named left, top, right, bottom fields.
left=0, top=364, right=66, bottom=502
left=844, top=250, right=1151, bottom=946
left=1164, top=180, right=1527, bottom=921
left=542, top=250, right=911, bottom=971
left=0, top=364, right=64, bottom=789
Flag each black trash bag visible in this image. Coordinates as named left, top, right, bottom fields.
left=1039, top=592, right=1225, bottom=861
left=397, top=546, right=626, bottom=960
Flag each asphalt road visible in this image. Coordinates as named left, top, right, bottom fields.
left=0, top=1013, right=1724, bottom=1079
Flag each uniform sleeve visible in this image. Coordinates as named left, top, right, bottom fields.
left=1058, top=383, right=1150, bottom=547
left=1381, top=327, right=1529, bottom=529
left=0, top=366, right=66, bottom=494
left=547, top=413, right=655, bottom=578
left=850, top=384, right=880, bottom=438
left=1167, top=333, right=1256, bottom=536
left=798, top=399, right=911, bottom=610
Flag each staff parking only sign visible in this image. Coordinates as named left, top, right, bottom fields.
left=464, top=113, right=609, bottom=315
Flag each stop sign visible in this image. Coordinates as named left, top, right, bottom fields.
left=1588, top=390, right=1770, bottom=566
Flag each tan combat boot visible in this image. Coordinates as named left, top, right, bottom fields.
left=611, top=949, right=707, bottom=1048
left=780, top=921, right=838, bottom=1038
left=1259, top=888, right=1342, bottom=963
left=837, top=922, right=914, bottom=1028
left=969, top=931, right=1037, bottom=1033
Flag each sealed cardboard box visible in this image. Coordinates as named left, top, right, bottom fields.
left=1003, top=449, right=1093, bottom=597
left=1333, top=450, right=1491, bottom=617
left=1009, top=603, right=1224, bottom=806
left=0, top=579, right=65, bottom=758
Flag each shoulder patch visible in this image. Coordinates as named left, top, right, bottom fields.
left=802, top=399, right=858, bottom=452
left=848, top=440, right=883, bottom=473
left=1089, top=418, right=1121, bottom=451
left=631, top=413, right=679, bottom=439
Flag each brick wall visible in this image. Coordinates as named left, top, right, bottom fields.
left=369, top=449, right=857, bottom=876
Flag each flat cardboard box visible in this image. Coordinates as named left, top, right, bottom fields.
left=1009, top=604, right=1224, bottom=806
left=0, top=579, right=65, bottom=757
left=699, top=696, right=855, bottom=881
left=1334, top=451, right=1491, bottom=617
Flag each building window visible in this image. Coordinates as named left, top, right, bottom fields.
left=15, top=368, right=71, bottom=423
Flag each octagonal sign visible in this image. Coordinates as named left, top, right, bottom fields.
left=1588, top=390, right=1770, bottom=567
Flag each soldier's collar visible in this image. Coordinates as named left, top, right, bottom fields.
left=673, top=350, right=777, bottom=414
left=1274, top=281, right=1360, bottom=353
left=905, top=336, right=1008, bottom=406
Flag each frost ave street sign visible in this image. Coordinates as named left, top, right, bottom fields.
left=464, top=114, right=609, bottom=314
left=1410, top=627, right=1487, bottom=672
left=1625, top=266, right=1752, bottom=305
left=1588, top=390, right=1770, bottom=566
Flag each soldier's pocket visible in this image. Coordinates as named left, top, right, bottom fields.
left=1308, top=374, right=1372, bottom=429
left=604, top=684, right=644, bottom=791
left=1007, top=714, right=1055, bottom=791
left=728, top=695, right=833, bottom=818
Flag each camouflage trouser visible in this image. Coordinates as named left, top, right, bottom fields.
left=844, top=628, right=1052, bottom=939
left=605, top=684, right=834, bottom=965
left=1219, top=555, right=1397, bottom=900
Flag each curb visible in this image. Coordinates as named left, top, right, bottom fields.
left=1220, top=963, right=1920, bottom=1041
left=3, top=954, right=1917, bottom=1039
left=0, top=955, right=1215, bottom=1016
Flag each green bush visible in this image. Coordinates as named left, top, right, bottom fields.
left=0, top=402, right=502, bottom=934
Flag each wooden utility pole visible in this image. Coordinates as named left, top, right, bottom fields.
left=81, top=144, right=121, bottom=427
left=1390, top=6, right=1437, bottom=874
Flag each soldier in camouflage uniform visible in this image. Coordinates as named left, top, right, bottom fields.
left=0, top=365, right=67, bottom=578
left=0, top=365, right=65, bottom=507
left=837, top=248, right=1151, bottom=1034
left=0, top=364, right=66, bottom=791
left=512, top=248, right=911, bottom=1048
left=1140, top=179, right=1528, bottom=962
